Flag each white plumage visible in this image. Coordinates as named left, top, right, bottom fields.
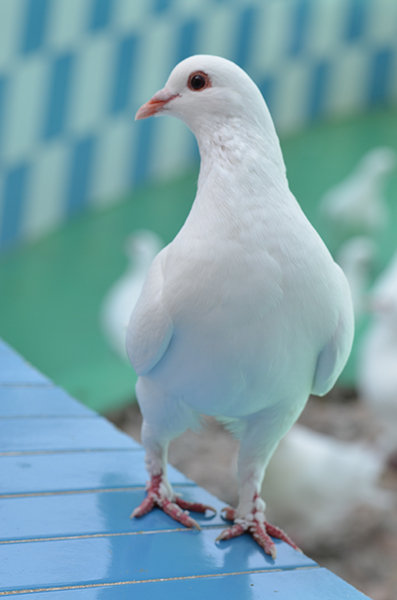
left=127, top=55, right=354, bottom=557
left=320, top=147, right=396, bottom=240
left=358, top=252, right=397, bottom=455
left=100, top=231, right=163, bottom=359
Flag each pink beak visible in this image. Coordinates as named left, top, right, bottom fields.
left=135, top=89, right=179, bottom=120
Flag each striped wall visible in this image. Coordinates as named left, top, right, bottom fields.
left=1, top=0, right=397, bottom=251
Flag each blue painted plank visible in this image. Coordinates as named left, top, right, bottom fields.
left=0, top=340, right=49, bottom=384
left=0, top=417, right=137, bottom=453
left=0, top=487, right=223, bottom=541
left=0, top=529, right=315, bottom=593
left=0, top=385, right=95, bottom=417
left=7, top=568, right=371, bottom=599
left=0, top=450, right=192, bottom=495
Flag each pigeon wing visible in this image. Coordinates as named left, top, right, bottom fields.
left=126, top=250, right=173, bottom=376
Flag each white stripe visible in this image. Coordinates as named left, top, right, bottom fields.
left=47, top=0, right=91, bottom=52
left=367, top=0, right=397, bottom=45
left=133, top=17, right=177, bottom=104
left=273, top=61, right=311, bottom=134
left=113, top=0, right=147, bottom=32
left=306, top=0, right=348, bottom=58
left=251, top=0, right=295, bottom=72
left=2, top=56, right=47, bottom=164
left=0, top=0, right=24, bottom=71
left=328, top=47, right=369, bottom=116
left=69, top=35, right=115, bottom=135
left=196, top=5, right=239, bottom=60
left=22, top=141, right=68, bottom=241
left=91, top=117, right=134, bottom=207
left=151, top=117, right=195, bottom=182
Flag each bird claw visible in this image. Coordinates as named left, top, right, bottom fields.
left=131, top=473, right=215, bottom=529
left=217, top=503, right=300, bottom=559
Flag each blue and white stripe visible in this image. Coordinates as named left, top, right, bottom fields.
left=1, top=0, right=397, bottom=250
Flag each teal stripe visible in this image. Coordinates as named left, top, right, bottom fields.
left=42, top=54, right=75, bottom=140
left=88, top=0, right=115, bottom=31
left=0, top=77, right=7, bottom=160
left=0, top=164, right=29, bottom=248
left=308, top=60, right=330, bottom=119
left=109, top=34, right=139, bottom=115
left=233, top=5, right=258, bottom=67
left=20, top=0, right=50, bottom=54
left=175, top=20, right=199, bottom=62
left=65, top=137, right=96, bottom=216
left=288, top=0, right=311, bottom=56
left=345, top=0, right=369, bottom=42
left=131, top=118, right=157, bottom=186
left=367, top=48, right=393, bottom=105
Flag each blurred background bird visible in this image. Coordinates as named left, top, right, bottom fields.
left=358, top=252, right=397, bottom=464
left=100, top=230, right=163, bottom=360
left=336, top=236, right=377, bottom=322
left=319, top=147, right=396, bottom=246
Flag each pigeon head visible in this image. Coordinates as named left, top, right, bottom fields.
left=135, top=55, right=269, bottom=134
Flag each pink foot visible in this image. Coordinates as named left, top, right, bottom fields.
left=131, top=473, right=216, bottom=530
left=217, top=498, right=300, bottom=559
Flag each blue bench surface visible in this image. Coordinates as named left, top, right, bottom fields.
left=0, top=339, right=371, bottom=598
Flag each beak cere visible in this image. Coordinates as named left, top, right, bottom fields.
left=135, top=90, right=179, bottom=120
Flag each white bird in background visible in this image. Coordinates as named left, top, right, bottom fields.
left=127, top=55, right=354, bottom=558
left=264, top=424, right=389, bottom=545
left=320, top=147, right=396, bottom=241
left=101, top=231, right=163, bottom=360
left=358, top=252, right=397, bottom=456
left=336, top=236, right=376, bottom=321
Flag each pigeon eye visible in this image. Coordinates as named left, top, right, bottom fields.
left=188, top=71, right=210, bottom=91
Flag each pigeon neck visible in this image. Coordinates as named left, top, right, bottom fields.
left=194, top=116, right=287, bottom=193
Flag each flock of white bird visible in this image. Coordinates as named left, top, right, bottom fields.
left=101, top=119, right=396, bottom=542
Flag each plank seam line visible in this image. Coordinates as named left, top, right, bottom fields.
left=0, top=525, right=225, bottom=544
left=0, top=565, right=321, bottom=595
left=0, top=415, right=100, bottom=420
left=0, top=383, right=53, bottom=388
left=0, top=484, right=196, bottom=499
left=0, top=447, right=143, bottom=457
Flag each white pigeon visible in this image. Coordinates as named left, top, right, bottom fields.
left=336, top=236, right=376, bottom=321
left=358, top=252, right=397, bottom=455
left=320, top=147, right=396, bottom=240
left=101, top=230, right=163, bottom=359
left=127, top=55, right=354, bottom=558
left=264, top=424, right=389, bottom=545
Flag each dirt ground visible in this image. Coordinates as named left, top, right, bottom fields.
left=108, top=388, right=397, bottom=600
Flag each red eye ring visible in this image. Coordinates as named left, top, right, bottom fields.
left=188, top=71, right=211, bottom=91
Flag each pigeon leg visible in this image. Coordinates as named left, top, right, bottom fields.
left=217, top=494, right=300, bottom=559
left=131, top=471, right=216, bottom=529
left=216, top=408, right=302, bottom=558
left=130, top=405, right=215, bottom=528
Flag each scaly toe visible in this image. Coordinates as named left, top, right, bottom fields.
left=250, top=521, right=277, bottom=559
left=264, top=521, right=300, bottom=552
left=220, top=506, right=236, bottom=521
left=162, top=497, right=201, bottom=529
left=175, top=496, right=216, bottom=515
left=216, top=522, right=246, bottom=542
